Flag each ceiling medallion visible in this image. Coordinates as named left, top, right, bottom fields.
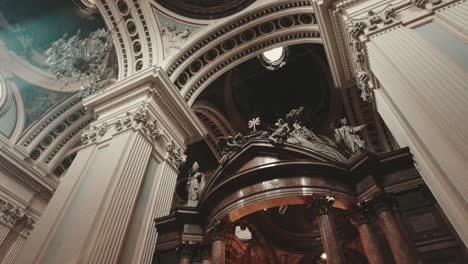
left=157, top=0, right=256, bottom=20
left=258, top=46, right=288, bottom=71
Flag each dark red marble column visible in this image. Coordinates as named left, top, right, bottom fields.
left=350, top=208, right=386, bottom=264
left=210, top=224, right=226, bottom=264
left=372, top=194, right=420, bottom=264
left=312, top=196, right=346, bottom=264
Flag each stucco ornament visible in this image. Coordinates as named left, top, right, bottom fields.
left=166, top=139, right=187, bottom=169
left=45, top=29, right=113, bottom=97
left=160, top=23, right=191, bottom=54
left=186, top=162, right=205, bottom=202
left=331, top=118, right=366, bottom=154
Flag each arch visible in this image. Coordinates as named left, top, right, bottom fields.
left=159, top=1, right=321, bottom=105
left=193, top=101, right=236, bottom=159
left=96, top=0, right=158, bottom=79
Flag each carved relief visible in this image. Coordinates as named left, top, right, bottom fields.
left=166, top=139, right=187, bottom=169
left=160, top=23, right=191, bottom=55
left=0, top=203, right=35, bottom=234
left=113, top=106, right=165, bottom=144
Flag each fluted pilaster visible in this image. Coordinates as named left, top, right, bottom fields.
left=368, top=26, right=468, bottom=246
left=0, top=224, right=9, bottom=245
left=14, top=67, right=206, bottom=264
left=2, top=235, right=26, bottom=264
left=435, top=0, right=468, bottom=42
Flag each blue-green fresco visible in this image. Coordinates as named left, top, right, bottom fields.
left=0, top=93, right=17, bottom=138
left=14, top=76, right=72, bottom=129
left=0, top=0, right=104, bottom=68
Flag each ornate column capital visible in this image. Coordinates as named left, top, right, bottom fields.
left=207, top=221, right=229, bottom=242
left=368, top=193, right=397, bottom=215
left=0, top=203, right=35, bottom=235
left=178, top=242, right=193, bottom=259
left=308, top=195, right=336, bottom=216
left=348, top=204, right=372, bottom=227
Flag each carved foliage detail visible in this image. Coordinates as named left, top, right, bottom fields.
left=0, top=203, right=35, bottom=235
left=166, top=139, right=187, bottom=169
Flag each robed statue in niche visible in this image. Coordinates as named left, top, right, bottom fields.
left=331, top=118, right=366, bottom=154
left=187, top=162, right=205, bottom=203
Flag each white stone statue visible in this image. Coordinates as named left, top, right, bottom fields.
left=332, top=118, right=366, bottom=154
left=187, top=162, right=205, bottom=202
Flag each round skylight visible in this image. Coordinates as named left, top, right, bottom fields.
left=258, top=46, right=288, bottom=70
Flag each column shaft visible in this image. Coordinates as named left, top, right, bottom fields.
left=211, top=240, right=225, bottom=264
left=317, top=213, right=345, bottom=264
left=356, top=223, right=386, bottom=264
left=377, top=210, right=418, bottom=264
left=367, top=26, right=468, bottom=246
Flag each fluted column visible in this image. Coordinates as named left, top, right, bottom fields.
left=14, top=67, right=206, bottom=264
left=311, top=196, right=345, bottom=264
left=350, top=207, right=385, bottom=264
left=367, top=26, right=468, bottom=246
left=0, top=224, right=9, bottom=245
left=370, top=194, right=419, bottom=264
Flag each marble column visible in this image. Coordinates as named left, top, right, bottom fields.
left=312, top=196, right=346, bottom=264
left=367, top=26, right=468, bottom=246
left=371, top=194, right=419, bottom=264
left=14, top=67, right=206, bottom=264
left=210, top=225, right=226, bottom=264
left=350, top=208, right=385, bottom=264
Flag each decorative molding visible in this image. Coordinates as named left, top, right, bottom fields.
left=22, top=97, right=82, bottom=147
left=183, top=31, right=321, bottom=104
left=166, top=139, right=186, bottom=169
left=0, top=155, right=53, bottom=200
left=165, top=1, right=315, bottom=77
left=29, top=107, right=90, bottom=161
left=173, top=12, right=318, bottom=92
left=0, top=202, right=35, bottom=235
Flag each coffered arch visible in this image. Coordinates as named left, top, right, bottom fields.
left=96, top=0, right=160, bottom=79
left=161, top=1, right=322, bottom=105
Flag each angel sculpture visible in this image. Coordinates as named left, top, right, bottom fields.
left=269, top=106, right=304, bottom=144
left=331, top=118, right=366, bottom=154
left=187, top=162, right=205, bottom=202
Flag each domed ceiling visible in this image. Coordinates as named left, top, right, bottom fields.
left=156, top=0, right=256, bottom=19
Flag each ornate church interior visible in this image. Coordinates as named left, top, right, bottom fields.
left=0, top=0, right=466, bottom=263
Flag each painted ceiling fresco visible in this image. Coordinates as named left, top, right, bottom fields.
left=14, top=75, right=72, bottom=129
left=0, top=0, right=104, bottom=68
left=0, top=1, right=105, bottom=137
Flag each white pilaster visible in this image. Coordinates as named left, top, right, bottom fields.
left=435, top=0, right=468, bottom=43
left=14, top=67, right=206, bottom=263
left=0, top=225, right=9, bottom=245
left=367, top=26, right=468, bottom=246
left=1, top=235, right=25, bottom=264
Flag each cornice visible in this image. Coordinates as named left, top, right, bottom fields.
left=0, top=153, right=54, bottom=200
left=83, top=66, right=207, bottom=145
